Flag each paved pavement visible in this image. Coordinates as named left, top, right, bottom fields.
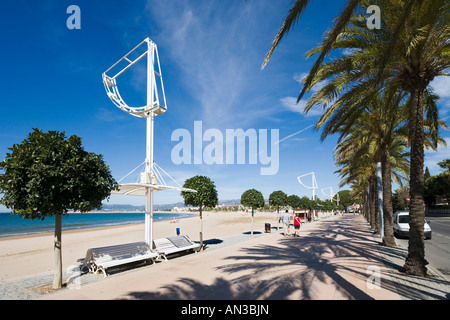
left=1, top=214, right=449, bottom=302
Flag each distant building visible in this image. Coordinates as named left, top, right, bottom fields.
left=217, top=204, right=244, bottom=211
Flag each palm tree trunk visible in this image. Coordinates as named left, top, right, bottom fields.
left=52, top=213, right=63, bottom=289
left=404, top=88, right=428, bottom=276
left=364, top=190, right=369, bottom=222
left=370, top=175, right=380, bottom=234
left=381, top=141, right=396, bottom=247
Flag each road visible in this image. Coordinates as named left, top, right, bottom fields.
left=394, top=216, right=450, bottom=281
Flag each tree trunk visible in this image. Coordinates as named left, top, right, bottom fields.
left=370, top=176, right=379, bottom=234
left=381, top=142, right=396, bottom=247
left=199, top=204, right=203, bottom=251
left=52, top=213, right=63, bottom=289
left=251, top=207, right=254, bottom=237
left=374, top=177, right=380, bottom=234
left=364, top=189, right=369, bottom=222
left=277, top=206, right=280, bottom=231
left=404, top=88, right=428, bottom=276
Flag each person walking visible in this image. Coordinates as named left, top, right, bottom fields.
left=294, top=213, right=302, bottom=237
left=281, top=210, right=291, bottom=236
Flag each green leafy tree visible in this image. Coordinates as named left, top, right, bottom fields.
left=269, top=190, right=288, bottom=214
left=424, top=167, right=431, bottom=181
left=287, top=195, right=302, bottom=213
left=425, top=160, right=450, bottom=207
left=181, top=175, right=218, bottom=249
left=269, top=190, right=287, bottom=230
left=393, top=186, right=410, bottom=210
left=337, top=190, right=352, bottom=210
left=299, top=196, right=310, bottom=209
left=0, top=129, right=118, bottom=289
left=240, top=189, right=264, bottom=236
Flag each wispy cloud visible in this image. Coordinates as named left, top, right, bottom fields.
left=280, top=96, right=323, bottom=117
left=281, top=73, right=328, bottom=117
left=95, top=107, right=126, bottom=122
left=430, top=74, right=450, bottom=112
left=143, top=1, right=279, bottom=129
left=430, top=75, right=450, bottom=99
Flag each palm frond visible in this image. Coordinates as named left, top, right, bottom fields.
left=261, top=0, right=311, bottom=69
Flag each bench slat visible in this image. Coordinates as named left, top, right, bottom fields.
left=80, top=241, right=158, bottom=276
left=153, top=235, right=200, bottom=260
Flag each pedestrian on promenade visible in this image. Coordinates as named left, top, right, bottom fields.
left=294, top=213, right=302, bottom=237
left=281, top=210, right=291, bottom=236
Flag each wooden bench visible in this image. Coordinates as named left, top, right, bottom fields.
left=78, top=241, right=158, bottom=277
left=153, top=235, right=201, bottom=261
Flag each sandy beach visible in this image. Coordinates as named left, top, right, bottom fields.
left=0, top=210, right=279, bottom=281
left=3, top=212, right=449, bottom=301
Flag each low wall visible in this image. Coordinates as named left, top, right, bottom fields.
left=426, top=208, right=450, bottom=217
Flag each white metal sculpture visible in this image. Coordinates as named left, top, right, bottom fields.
left=102, top=38, right=195, bottom=245
left=297, top=172, right=318, bottom=200
left=297, top=172, right=318, bottom=218
left=321, top=187, right=340, bottom=205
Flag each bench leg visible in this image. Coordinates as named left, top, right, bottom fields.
left=89, top=264, right=98, bottom=274
left=99, top=267, right=107, bottom=277
left=156, top=254, right=168, bottom=262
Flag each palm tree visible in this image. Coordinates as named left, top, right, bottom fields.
left=334, top=129, right=380, bottom=233
left=332, top=96, right=411, bottom=245
left=262, top=0, right=361, bottom=100
left=265, top=0, right=449, bottom=276
left=297, top=16, right=411, bottom=245
left=377, top=0, right=449, bottom=275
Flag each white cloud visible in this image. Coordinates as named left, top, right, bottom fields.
left=293, top=72, right=329, bottom=92
left=282, top=73, right=329, bottom=117
left=280, top=96, right=323, bottom=117
left=430, top=75, right=450, bottom=99
left=430, top=74, right=450, bottom=114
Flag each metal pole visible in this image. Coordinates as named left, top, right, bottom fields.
left=312, top=178, right=316, bottom=218
left=376, top=162, right=384, bottom=240
left=145, top=40, right=155, bottom=246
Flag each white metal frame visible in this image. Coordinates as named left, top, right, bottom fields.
left=102, top=38, right=195, bottom=246
left=102, top=38, right=167, bottom=118
left=297, top=172, right=318, bottom=200
left=297, top=172, right=318, bottom=217
left=321, top=187, right=340, bottom=205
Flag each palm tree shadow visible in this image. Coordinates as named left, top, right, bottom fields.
left=119, top=216, right=448, bottom=300
left=119, top=217, right=376, bottom=300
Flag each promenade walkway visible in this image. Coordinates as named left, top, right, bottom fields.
left=33, top=214, right=449, bottom=300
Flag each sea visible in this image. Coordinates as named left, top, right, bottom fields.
left=0, top=212, right=196, bottom=238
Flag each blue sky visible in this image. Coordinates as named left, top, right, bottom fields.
left=1, top=0, right=449, bottom=209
